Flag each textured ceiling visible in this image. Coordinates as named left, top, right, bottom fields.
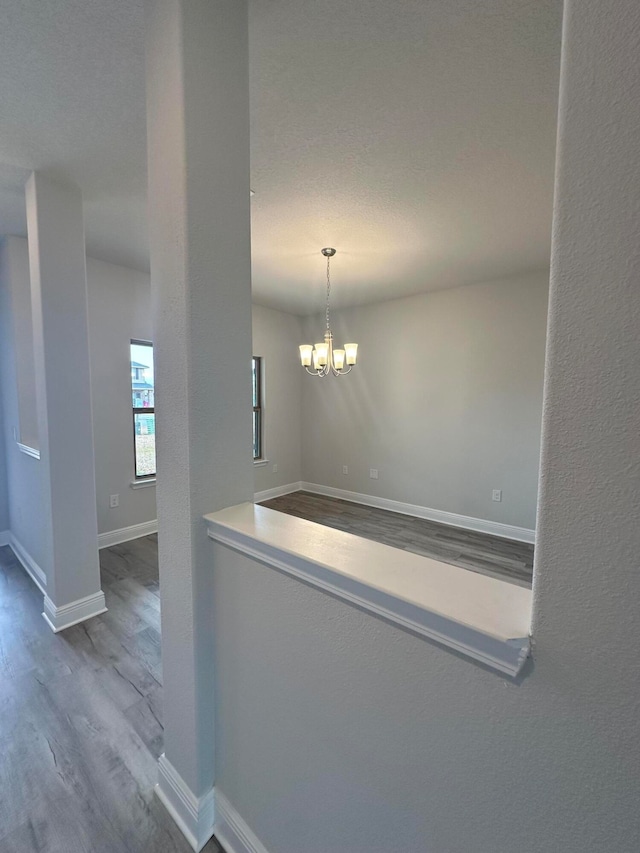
left=0, top=0, right=562, bottom=314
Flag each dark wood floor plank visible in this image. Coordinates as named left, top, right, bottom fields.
left=0, top=537, right=223, bottom=853
left=260, top=491, right=534, bottom=587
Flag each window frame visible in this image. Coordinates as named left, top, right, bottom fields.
left=252, top=356, right=263, bottom=461
left=131, top=339, right=156, bottom=480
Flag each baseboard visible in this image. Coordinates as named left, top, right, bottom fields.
left=42, top=590, right=107, bottom=633
left=8, top=533, right=47, bottom=593
left=98, top=519, right=158, bottom=549
left=155, top=754, right=215, bottom=852
left=254, top=482, right=302, bottom=504
left=300, top=482, right=536, bottom=544
left=214, top=791, right=269, bottom=853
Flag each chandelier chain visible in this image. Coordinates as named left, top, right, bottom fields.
left=325, top=254, right=331, bottom=331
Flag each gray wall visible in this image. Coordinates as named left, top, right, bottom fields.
left=0, top=237, right=158, bottom=560
left=86, top=256, right=157, bottom=534
left=9, top=233, right=38, bottom=450
left=210, top=2, right=640, bottom=852
left=0, top=242, right=12, bottom=533
left=0, top=237, right=47, bottom=566
left=252, top=304, right=302, bottom=494
left=0, top=380, right=8, bottom=533
left=301, top=271, right=548, bottom=530
left=1, top=242, right=302, bottom=546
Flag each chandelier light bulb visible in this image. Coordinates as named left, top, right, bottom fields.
left=299, top=344, right=313, bottom=367
left=315, top=342, right=329, bottom=366
left=344, top=343, right=358, bottom=365
left=298, top=248, right=359, bottom=377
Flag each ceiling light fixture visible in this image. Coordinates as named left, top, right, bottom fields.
left=299, top=248, right=358, bottom=376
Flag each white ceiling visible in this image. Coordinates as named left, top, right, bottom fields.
left=0, top=0, right=562, bottom=315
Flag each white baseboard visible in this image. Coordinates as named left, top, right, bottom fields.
left=42, top=590, right=107, bottom=633
left=299, top=482, right=536, bottom=544
left=254, top=482, right=302, bottom=504
left=98, top=519, right=158, bottom=549
left=214, top=791, right=269, bottom=853
left=0, top=530, right=9, bottom=547
left=8, top=533, right=47, bottom=593
left=155, top=754, right=215, bottom=853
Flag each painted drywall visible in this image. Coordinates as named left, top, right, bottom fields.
left=8, top=233, right=38, bottom=450
left=301, top=271, right=548, bottom=530
left=0, top=237, right=158, bottom=552
left=1, top=236, right=300, bottom=545
left=0, top=236, right=47, bottom=569
left=210, top=1, right=640, bottom=851
left=0, top=315, right=10, bottom=534
left=26, top=172, right=102, bottom=607
left=145, top=0, right=254, bottom=801
left=86, top=256, right=157, bottom=534
left=252, top=304, right=302, bottom=494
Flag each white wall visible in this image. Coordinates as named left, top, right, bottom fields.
left=208, top=1, right=640, bottom=850
left=252, top=304, right=302, bottom=494
left=301, top=271, right=548, bottom=530
left=86, top=257, right=157, bottom=535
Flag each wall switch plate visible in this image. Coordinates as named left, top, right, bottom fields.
left=492, top=489, right=502, bottom=502
left=369, top=468, right=379, bottom=480
left=272, top=463, right=278, bottom=473
left=109, top=494, right=119, bottom=508
left=342, top=465, right=348, bottom=475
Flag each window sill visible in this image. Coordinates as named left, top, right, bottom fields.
left=17, top=442, right=40, bottom=460
left=253, top=459, right=270, bottom=467
left=204, top=503, right=532, bottom=677
left=130, top=478, right=157, bottom=489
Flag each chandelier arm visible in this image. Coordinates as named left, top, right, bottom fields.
left=329, top=364, right=352, bottom=376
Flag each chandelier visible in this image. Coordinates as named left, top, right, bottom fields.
left=299, top=248, right=358, bottom=376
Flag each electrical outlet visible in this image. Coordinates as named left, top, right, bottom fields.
left=342, top=465, right=348, bottom=475
left=272, top=463, right=278, bottom=473
left=492, top=489, right=502, bottom=502
left=109, top=494, right=119, bottom=508
left=369, top=468, right=378, bottom=480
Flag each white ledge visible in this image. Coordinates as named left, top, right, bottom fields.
left=130, top=478, right=156, bottom=489
left=17, top=442, right=40, bottom=459
left=253, top=458, right=270, bottom=467
left=205, top=503, right=532, bottom=677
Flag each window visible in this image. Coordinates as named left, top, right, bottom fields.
left=252, top=356, right=263, bottom=460
left=131, top=340, right=156, bottom=478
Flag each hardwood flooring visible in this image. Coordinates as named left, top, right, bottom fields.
left=0, top=536, right=223, bottom=853
left=260, top=491, right=534, bottom=587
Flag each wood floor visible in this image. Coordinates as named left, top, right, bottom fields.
left=0, top=536, right=223, bottom=853
left=260, top=491, right=534, bottom=587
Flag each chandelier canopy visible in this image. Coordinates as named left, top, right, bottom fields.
left=299, top=248, right=358, bottom=377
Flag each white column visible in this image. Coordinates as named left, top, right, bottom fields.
left=144, top=0, right=253, bottom=848
left=534, top=1, right=640, bottom=636
left=25, top=173, right=105, bottom=631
